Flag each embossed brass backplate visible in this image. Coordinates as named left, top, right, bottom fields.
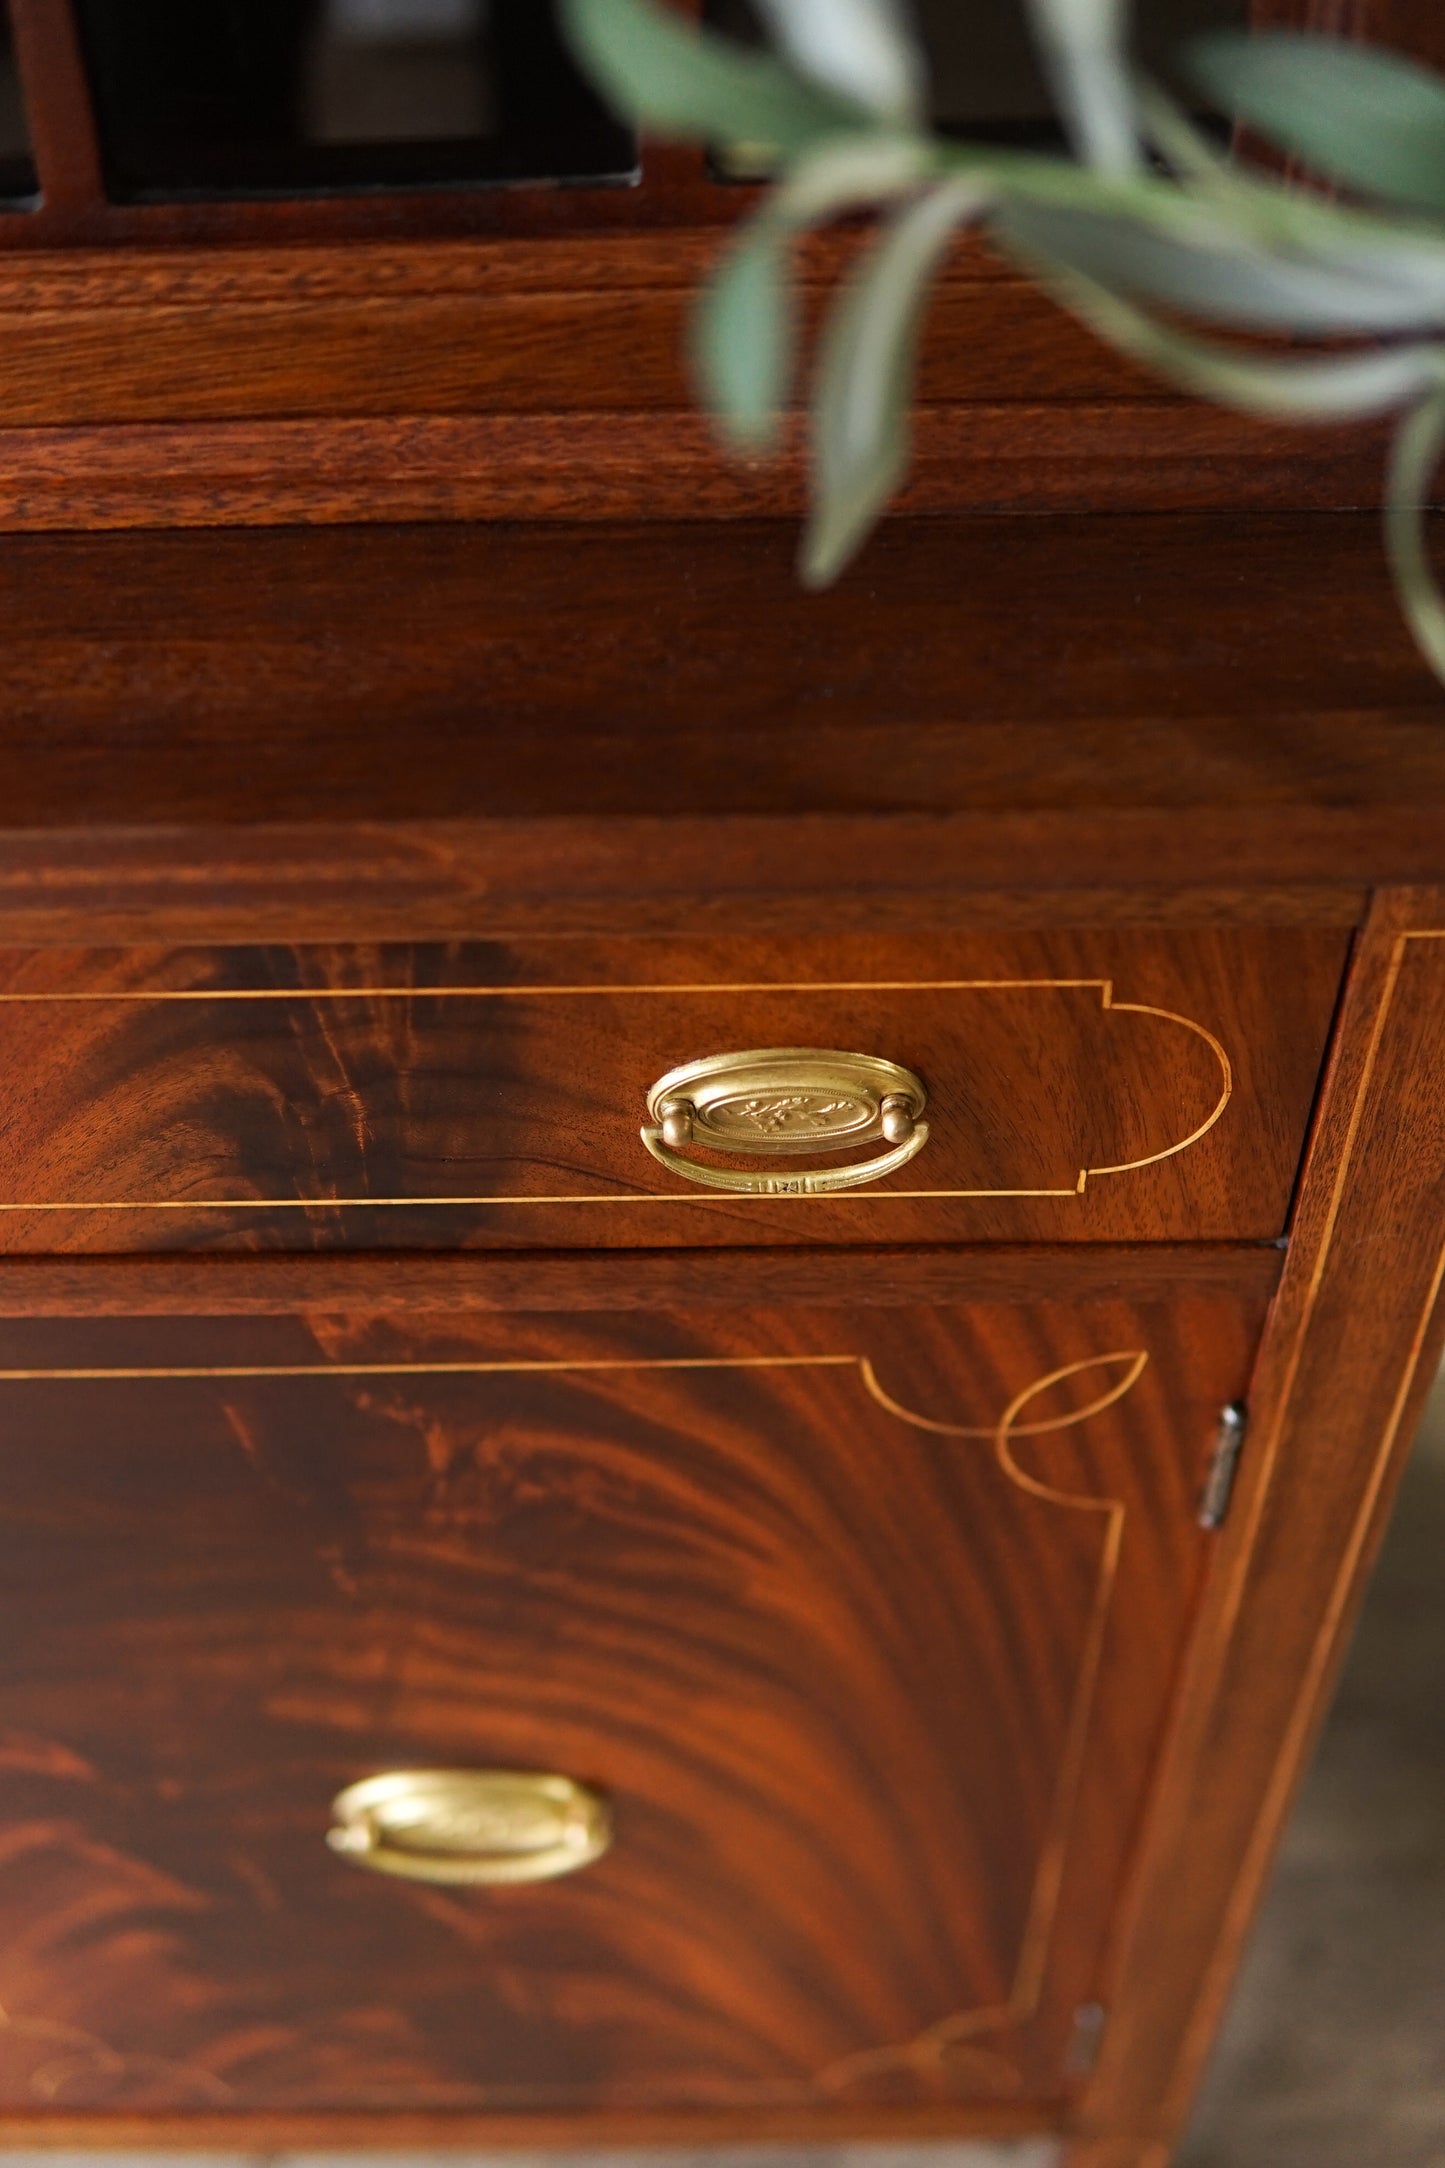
left=327, top=1770, right=613, bottom=1887
left=643, top=1048, right=928, bottom=1195
left=648, top=1048, right=924, bottom=1155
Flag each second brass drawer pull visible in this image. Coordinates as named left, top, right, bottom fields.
left=643, top=1048, right=928, bottom=1195
left=327, top=1770, right=613, bottom=1887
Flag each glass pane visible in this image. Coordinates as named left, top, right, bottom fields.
left=0, top=1, right=38, bottom=205
left=73, top=0, right=637, bottom=202
left=705, top=0, right=1251, bottom=142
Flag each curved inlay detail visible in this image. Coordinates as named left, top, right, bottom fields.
left=1085, top=995, right=1233, bottom=1184
left=818, top=1352, right=1144, bottom=2096
left=0, top=972, right=1233, bottom=1213
left=0, top=1343, right=1149, bottom=2109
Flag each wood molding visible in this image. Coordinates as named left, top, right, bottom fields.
left=0, top=403, right=1388, bottom=533
left=0, top=819, right=1406, bottom=942
left=0, top=1244, right=1285, bottom=1319
left=5, top=0, right=104, bottom=209
left=0, top=2100, right=1054, bottom=2150
left=1066, top=889, right=1445, bottom=2168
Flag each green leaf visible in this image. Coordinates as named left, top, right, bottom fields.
left=693, top=134, right=935, bottom=452
left=1386, top=390, right=1445, bottom=686
left=802, top=178, right=984, bottom=586
left=995, top=199, right=1445, bottom=333
left=561, top=0, right=870, bottom=154
left=754, top=0, right=926, bottom=124
left=695, top=226, right=797, bottom=452
left=1192, top=31, right=1445, bottom=219
left=1003, top=252, right=1445, bottom=419
left=1025, top=0, right=1138, bottom=174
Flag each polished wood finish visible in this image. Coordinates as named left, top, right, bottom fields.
left=0, top=239, right=1382, bottom=529
left=0, top=0, right=1429, bottom=528
left=0, top=3, right=1440, bottom=2150
left=1067, top=890, right=1445, bottom=2168
left=0, top=517, right=1438, bottom=869
left=0, top=405, right=1389, bottom=534
left=0, top=1292, right=1263, bottom=2127
left=0, top=1243, right=1285, bottom=1318
left=0, top=931, right=1342, bottom=1252
left=5, top=0, right=104, bottom=210
left=0, top=550, right=1436, bottom=2160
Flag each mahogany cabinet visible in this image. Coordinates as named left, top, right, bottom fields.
left=3, top=511, right=1445, bottom=2167
left=1, top=6, right=1445, bottom=2167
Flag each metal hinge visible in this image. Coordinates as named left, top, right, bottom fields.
left=1199, top=1402, right=1248, bottom=1530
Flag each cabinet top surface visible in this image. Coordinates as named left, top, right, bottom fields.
left=2, top=508, right=1442, bottom=898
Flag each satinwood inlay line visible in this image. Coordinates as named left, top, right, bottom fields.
left=0, top=976, right=1232, bottom=1210
left=0, top=1343, right=1146, bottom=2103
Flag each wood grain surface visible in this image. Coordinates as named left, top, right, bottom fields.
left=0, top=931, right=1344, bottom=1251
left=1066, top=890, right=1445, bottom=2168
left=0, top=1292, right=1265, bottom=2126
left=0, top=405, right=1388, bottom=535
left=0, top=0, right=1431, bottom=529
left=0, top=1243, right=1286, bottom=1318
left=0, top=518, right=1436, bottom=865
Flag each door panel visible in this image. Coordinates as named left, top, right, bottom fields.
left=0, top=1293, right=1262, bottom=2118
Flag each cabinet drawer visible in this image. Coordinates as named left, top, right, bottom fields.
left=0, top=928, right=1346, bottom=1250
left=0, top=1291, right=1262, bottom=2125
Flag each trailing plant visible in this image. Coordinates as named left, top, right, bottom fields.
left=561, top=0, right=1445, bottom=688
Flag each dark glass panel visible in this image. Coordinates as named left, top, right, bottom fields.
left=706, top=0, right=1251, bottom=144
left=73, top=0, right=637, bottom=202
left=0, top=2, right=38, bottom=206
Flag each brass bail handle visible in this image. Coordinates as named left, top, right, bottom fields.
left=327, top=1770, right=613, bottom=1887
left=641, top=1048, right=928, bottom=1196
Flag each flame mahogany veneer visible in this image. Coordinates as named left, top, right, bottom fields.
left=0, top=518, right=1441, bottom=2168
left=1, top=1, right=1445, bottom=2154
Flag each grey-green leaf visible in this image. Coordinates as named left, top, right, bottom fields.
left=1024, top=0, right=1138, bottom=174
left=693, top=134, right=935, bottom=452
left=561, top=0, right=870, bottom=154
left=1386, top=390, right=1445, bottom=684
left=803, top=179, right=983, bottom=586
left=1191, top=31, right=1445, bottom=219
left=1015, top=258, right=1445, bottom=420
left=996, top=199, right=1445, bottom=333
left=694, top=226, right=798, bottom=453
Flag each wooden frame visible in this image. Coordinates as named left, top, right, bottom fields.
left=1069, top=888, right=1445, bottom=2166
left=0, top=2, right=1439, bottom=2148
left=0, top=887, right=1436, bottom=2166
left=0, top=0, right=1434, bottom=531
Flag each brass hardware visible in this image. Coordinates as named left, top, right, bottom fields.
left=326, top=1770, right=613, bottom=1887
left=658, top=1097, right=695, bottom=1151
left=642, top=1048, right=928, bottom=1195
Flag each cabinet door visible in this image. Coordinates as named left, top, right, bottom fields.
left=0, top=1293, right=1261, bottom=2127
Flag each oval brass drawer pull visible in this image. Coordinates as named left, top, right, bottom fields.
left=643, top=1048, right=928, bottom=1195
left=327, top=1770, right=613, bottom=1887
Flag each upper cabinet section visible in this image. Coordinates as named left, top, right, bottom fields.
left=0, top=0, right=1366, bottom=248
left=71, top=0, right=636, bottom=201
